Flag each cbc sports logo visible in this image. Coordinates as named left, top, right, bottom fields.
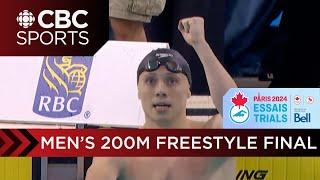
left=16, top=9, right=88, bottom=46
left=33, top=56, right=93, bottom=118
left=230, top=92, right=249, bottom=123
left=16, top=10, right=36, bottom=28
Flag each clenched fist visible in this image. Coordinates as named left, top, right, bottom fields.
left=178, top=17, right=206, bottom=47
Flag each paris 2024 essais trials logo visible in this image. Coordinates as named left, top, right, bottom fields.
left=230, top=92, right=249, bottom=123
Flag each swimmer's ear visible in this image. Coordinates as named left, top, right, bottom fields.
left=187, top=88, right=191, bottom=98
left=138, top=85, right=141, bottom=99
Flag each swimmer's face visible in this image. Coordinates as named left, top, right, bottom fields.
left=138, top=66, right=191, bottom=124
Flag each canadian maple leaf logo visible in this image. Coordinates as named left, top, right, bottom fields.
left=231, top=92, right=248, bottom=108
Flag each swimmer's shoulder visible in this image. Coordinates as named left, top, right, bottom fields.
left=86, top=157, right=125, bottom=180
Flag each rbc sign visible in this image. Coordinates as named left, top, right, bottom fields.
left=33, top=56, right=92, bottom=118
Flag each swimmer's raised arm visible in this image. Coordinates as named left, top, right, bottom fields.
left=178, top=17, right=237, bottom=126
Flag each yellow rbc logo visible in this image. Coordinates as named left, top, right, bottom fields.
left=33, top=56, right=93, bottom=118
left=43, top=56, right=88, bottom=96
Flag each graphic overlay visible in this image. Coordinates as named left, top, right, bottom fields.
left=0, top=0, right=108, bottom=55
left=33, top=56, right=93, bottom=118
left=230, top=92, right=249, bottom=123
left=0, top=129, right=38, bottom=156
left=0, top=129, right=319, bottom=157
left=223, top=88, right=320, bottom=128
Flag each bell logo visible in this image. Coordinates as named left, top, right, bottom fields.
left=33, top=56, right=93, bottom=118
left=294, top=113, right=311, bottom=123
